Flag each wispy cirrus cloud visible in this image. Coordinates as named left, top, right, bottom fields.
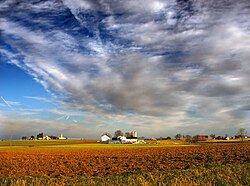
left=23, top=96, right=58, bottom=104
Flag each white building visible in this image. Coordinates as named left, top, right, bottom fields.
left=59, top=133, right=67, bottom=140
left=126, top=137, right=138, bottom=143
left=131, top=131, right=137, bottom=137
left=100, top=131, right=140, bottom=144
left=101, top=134, right=111, bottom=143
left=118, top=136, right=127, bottom=143
left=43, top=136, right=51, bottom=140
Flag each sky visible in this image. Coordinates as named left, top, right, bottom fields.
left=1, top=0, right=250, bottom=139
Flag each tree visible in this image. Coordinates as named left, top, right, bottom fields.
left=30, top=136, right=35, bottom=140
left=114, top=130, right=123, bottom=137
left=185, top=135, right=192, bottom=139
left=210, top=134, right=216, bottom=139
left=37, top=132, right=43, bottom=139
left=125, top=132, right=131, bottom=138
left=192, top=135, right=200, bottom=143
left=237, top=128, right=247, bottom=142
left=21, top=136, right=28, bottom=140
left=175, top=134, right=182, bottom=140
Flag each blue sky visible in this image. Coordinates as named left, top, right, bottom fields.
left=1, top=0, right=250, bottom=139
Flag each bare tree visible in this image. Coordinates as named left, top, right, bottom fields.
left=210, top=134, right=216, bottom=139
left=114, top=130, right=123, bottom=137
left=185, top=135, right=192, bottom=139
left=237, top=128, right=247, bottom=142
left=21, top=136, right=28, bottom=140
left=125, top=132, right=131, bottom=138
left=175, top=134, right=182, bottom=140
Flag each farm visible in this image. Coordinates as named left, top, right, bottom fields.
left=0, top=141, right=249, bottom=185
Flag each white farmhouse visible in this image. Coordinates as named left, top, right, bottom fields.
left=101, top=134, right=111, bottom=143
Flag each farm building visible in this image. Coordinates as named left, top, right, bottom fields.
left=131, top=131, right=137, bottom=137
left=111, top=136, right=127, bottom=143
left=118, top=136, right=127, bottom=143
left=196, top=135, right=208, bottom=140
left=111, top=136, right=138, bottom=144
left=101, top=131, right=140, bottom=144
left=59, top=133, right=67, bottom=140
left=48, top=136, right=59, bottom=140
left=111, top=137, right=120, bottom=144
left=126, top=137, right=138, bottom=143
left=101, top=134, right=111, bottom=143
left=43, top=136, right=51, bottom=140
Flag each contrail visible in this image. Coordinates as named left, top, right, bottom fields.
left=55, top=115, right=70, bottom=121
left=0, top=96, right=14, bottom=110
left=55, top=116, right=65, bottom=120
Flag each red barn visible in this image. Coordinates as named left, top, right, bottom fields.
left=196, top=135, right=208, bottom=140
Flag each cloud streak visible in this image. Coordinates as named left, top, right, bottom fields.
left=0, top=96, right=14, bottom=110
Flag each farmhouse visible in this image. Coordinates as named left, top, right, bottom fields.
left=101, top=134, right=111, bottom=143
left=101, top=131, right=141, bottom=144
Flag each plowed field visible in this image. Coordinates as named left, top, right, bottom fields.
left=0, top=144, right=249, bottom=178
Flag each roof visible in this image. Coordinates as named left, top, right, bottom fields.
left=101, top=134, right=111, bottom=137
left=126, top=137, right=138, bottom=139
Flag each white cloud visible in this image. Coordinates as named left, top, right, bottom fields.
left=50, top=109, right=82, bottom=117
left=23, top=96, right=54, bottom=103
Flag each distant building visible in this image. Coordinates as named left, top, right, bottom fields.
left=118, top=136, right=127, bottom=143
left=131, top=131, right=137, bottom=137
left=111, top=137, right=120, bottom=144
left=101, top=131, right=140, bottom=144
left=43, top=136, right=51, bottom=140
left=48, top=136, right=59, bottom=140
left=196, top=135, right=208, bottom=140
left=101, top=134, right=111, bottom=143
left=235, top=135, right=248, bottom=139
left=59, top=133, right=67, bottom=140
left=126, top=137, right=138, bottom=143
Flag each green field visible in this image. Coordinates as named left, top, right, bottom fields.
left=0, top=140, right=92, bottom=146
left=0, top=139, right=193, bottom=150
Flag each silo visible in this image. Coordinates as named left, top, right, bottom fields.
left=131, top=131, right=137, bottom=137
